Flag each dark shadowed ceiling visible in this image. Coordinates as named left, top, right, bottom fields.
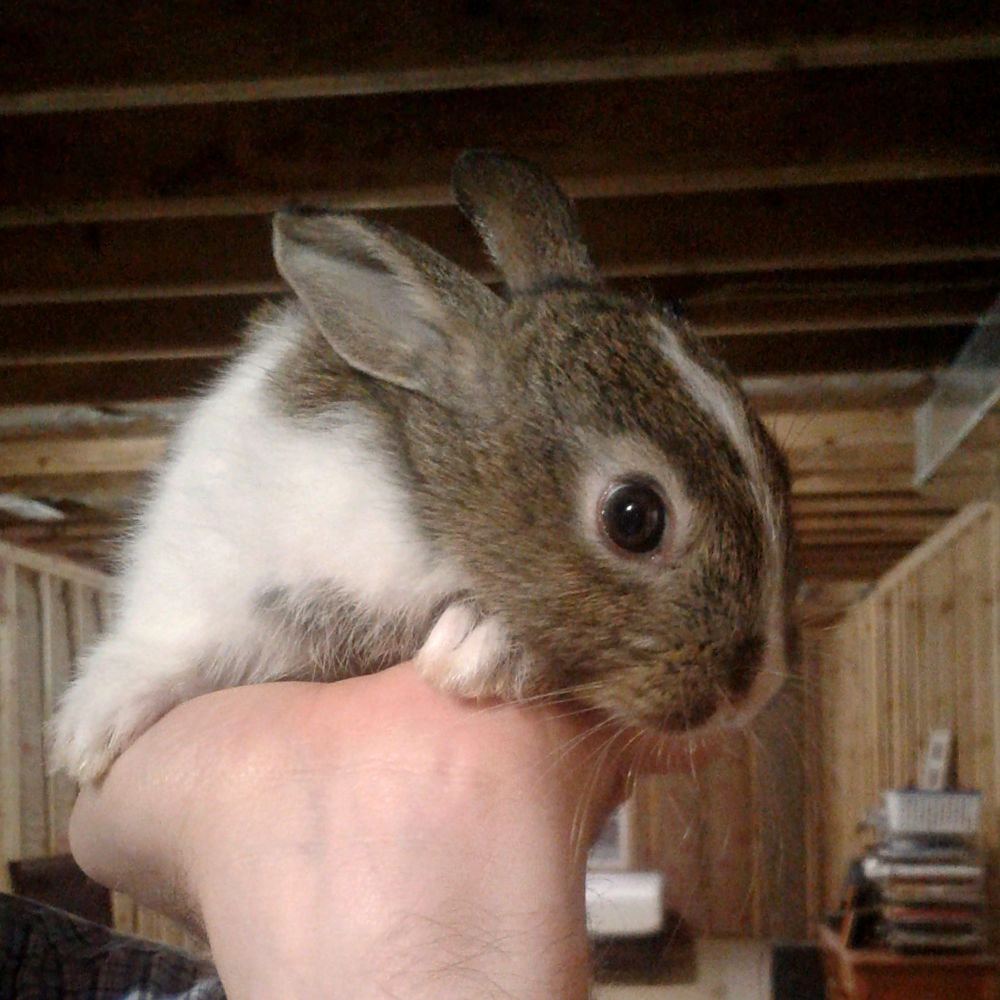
left=2, top=2, right=999, bottom=582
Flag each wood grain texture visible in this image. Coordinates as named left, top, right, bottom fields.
left=0, top=541, right=199, bottom=949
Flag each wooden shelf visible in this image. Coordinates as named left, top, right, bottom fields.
left=820, top=924, right=1000, bottom=1000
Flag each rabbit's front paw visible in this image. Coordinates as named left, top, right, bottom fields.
left=415, top=604, right=526, bottom=699
left=49, top=645, right=193, bottom=784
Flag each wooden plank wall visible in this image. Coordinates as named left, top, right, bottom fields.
left=0, top=540, right=198, bottom=951
left=805, top=502, right=1000, bottom=926
left=0, top=541, right=108, bottom=883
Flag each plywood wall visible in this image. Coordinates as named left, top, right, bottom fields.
left=0, top=541, right=198, bottom=951
left=805, top=502, right=1000, bottom=920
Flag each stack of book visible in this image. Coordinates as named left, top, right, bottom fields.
left=862, top=790, right=986, bottom=953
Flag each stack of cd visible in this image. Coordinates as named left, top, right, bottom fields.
left=863, top=791, right=985, bottom=953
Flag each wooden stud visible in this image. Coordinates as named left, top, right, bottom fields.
left=45, top=579, right=79, bottom=852
left=15, top=566, right=47, bottom=858
left=0, top=556, right=19, bottom=892
left=953, top=523, right=979, bottom=791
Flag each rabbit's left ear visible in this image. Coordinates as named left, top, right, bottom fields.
left=273, top=209, right=502, bottom=404
left=452, top=150, right=598, bottom=295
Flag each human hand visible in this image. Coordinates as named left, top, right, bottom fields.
left=70, top=662, right=642, bottom=1000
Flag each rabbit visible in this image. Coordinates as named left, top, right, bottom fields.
left=50, top=151, right=792, bottom=784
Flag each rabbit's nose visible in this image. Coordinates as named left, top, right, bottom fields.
left=723, top=632, right=766, bottom=698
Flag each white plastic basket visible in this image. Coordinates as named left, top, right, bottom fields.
left=882, top=790, right=981, bottom=836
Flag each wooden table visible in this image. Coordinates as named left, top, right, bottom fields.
left=820, top=925, right=1000, bottom=1000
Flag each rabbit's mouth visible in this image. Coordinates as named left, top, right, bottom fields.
left=697, top=626, right=788, bottom=734
left=659, top=687, right=721, bottom=731
left=658, top=639, right=764, bottom=731
left=595, top=628, right=776, bottom=734
left=716, top=632, right=766, bottom=699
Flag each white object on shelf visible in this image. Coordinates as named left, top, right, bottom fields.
left=585, top=870, right=664, bottom=938
left=918, top=729, right=954, bottom=791
left=588, top=799, right=635, bottom=869
left=882, top=789, right=981, bottom=835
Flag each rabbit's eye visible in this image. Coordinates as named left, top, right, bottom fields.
left=600, top=480, right=667, bottom=554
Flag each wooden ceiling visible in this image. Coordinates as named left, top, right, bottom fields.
left=2, top=2, right=999, bottom=583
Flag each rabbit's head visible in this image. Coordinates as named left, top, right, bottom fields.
left=273, top=151, right=792, bottom=734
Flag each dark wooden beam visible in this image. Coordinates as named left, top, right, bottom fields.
left=0, top=297, right=253, bottom=361
left=0, top=326, right=968, bottom=408
left=0, top=357, right=223, bottom=407
left=673, top=276, right=998, bottom=335
left=0, top=216, right=277, bottom=303
left=4, top=178, right=1000, bottom=304
left=4, top=1, right=998, bottom=113
left=709, top=325, right=970, bottom=376
left=3, top=61, right=998, bottom=225
left=635, top=260, right=1000, bottom=310
left=581, top=178, right=1000, bottom=278
left=5, top=264, right=997, bottom=362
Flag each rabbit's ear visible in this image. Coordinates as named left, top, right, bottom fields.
left=452, top=151, right=597, bottom=295
left=274, top=209, right=501, bottom=400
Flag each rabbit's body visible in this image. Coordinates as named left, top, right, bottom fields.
left=52, top=152, right=791, bottom=783
left=53, top=311, right=477, bottom=779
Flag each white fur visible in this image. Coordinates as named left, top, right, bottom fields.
left=653, top=318, right=782, bottom=549
left=654, top=320, right=757, bottom=478
left=653, top=318, right=789, bottom=711
left=414, top=605, right=517, bottom=696
left=50, top=315, right=480, bottom=781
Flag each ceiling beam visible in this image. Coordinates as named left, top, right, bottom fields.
left=3, top=61, right=998, bottom=225
left=794, top=511, right=954, bottom=539
left=4, top=269, right=995, bottom=363
left=0, top=326, right=969, bottom=408
left=4, top=178, right=999, bottom=304
left=0, top=358, right=219, bottom=408
left=0, top=297, right=250, bottom=362
left=712, top=326, right=969, bottom=376
left=4, top=2, right=998, bottom=113
left=676, top=276, right=997, bottom=336
left=746, top=372, right=935, bottom=412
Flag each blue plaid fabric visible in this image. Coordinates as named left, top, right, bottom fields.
left=0, top=893, right=223, bottom=1000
